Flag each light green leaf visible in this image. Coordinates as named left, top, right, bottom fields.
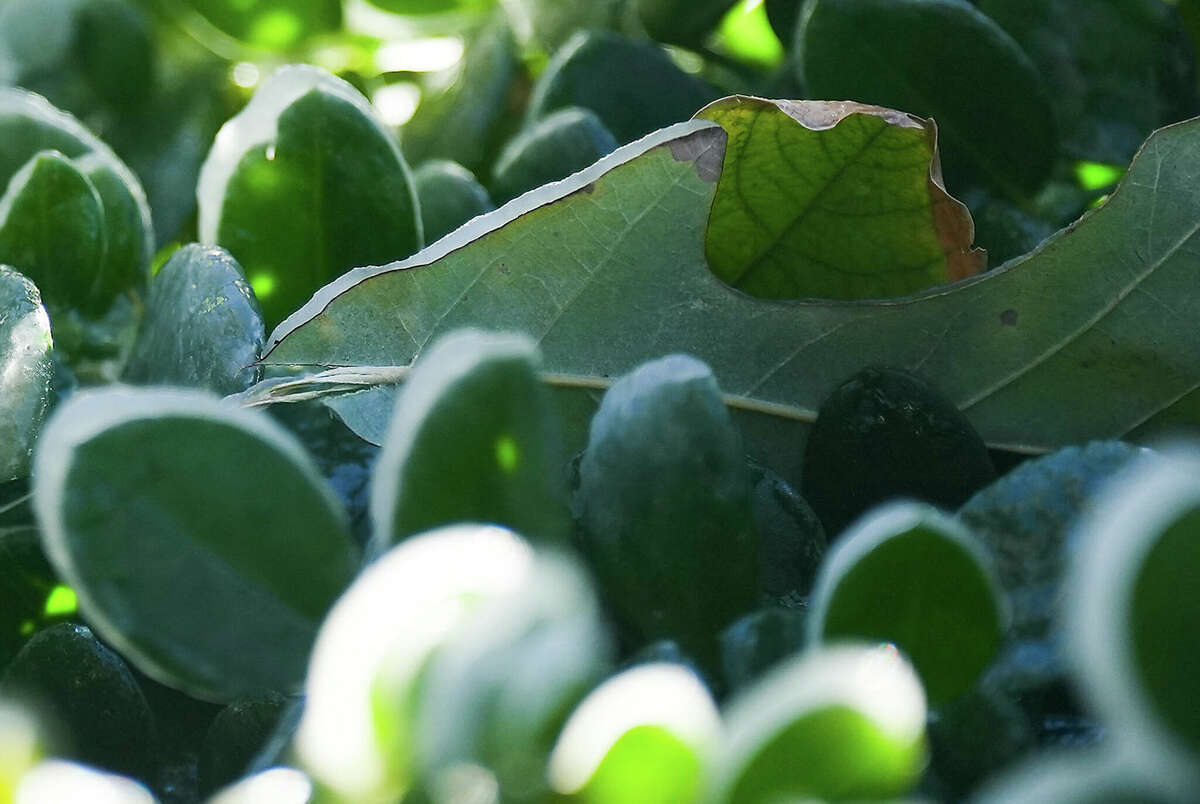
left=178, top=0, right=340, bottom=51
left=0, top=267, right=52, bottom=482
left=799, top=0, right=1057, bottom=198
left=32, top=387, right=359, bottom=702
left=198, top=65, right=422, bottom=330
left=547, top=663, right=719, bottom=804
left=1066, top=448, right=1200, bottom=781
left=122, top=244, right=265, bottom=395
left=256, top=113, right=1200, bottom=482
left=0, top=151, right=107, bottom=314
left=710, top=643, right=927, bottom=802
left=808, top=501, right=1006, bottom=704
left=370, top=329, right=569, bottom=552
left=698, top=97, right=984, bottom=299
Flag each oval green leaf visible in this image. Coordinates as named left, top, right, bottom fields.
left=711, top=643, right=927, bottom=802
left=123, top=244, right=265, bottom=395
left=808, top=501, right=1006, bottom=704
left=413, top=160, right=494, bottom=245
left=548, top=663, right=720, bottom=804
left=32, top=387, right=359, bottom=702
left=698, top=97, right=984, bottom=299
left=198, top=65, right=422, bottom=329
left=0, top=267, right=51, bottom=482
left=798, top=0, right=1057, bottom=198
left=1066, top=448, right=1200, bottom=777
left=370, top=329, right=568, bottom=552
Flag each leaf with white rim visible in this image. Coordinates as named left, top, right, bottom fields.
left=198, top=65, right=422, bottom=329
left=32, top=387, right=358, bottom=702
left=807, top=501, right=1007, bottom=705
left=1065, top=446, right=1200, bottom=782
left=710, top=643, right=927, bottom=803
left=0, top=699, right=41, bottom=802
left=0, top=266, right=52, bottom=482
left=295, top=524, right=535, bottom=802
left=208, top=767, right=313, bottom=804
left=548, top=662, right=719, bottom=804
left=14, top=759, right=156, bottom=804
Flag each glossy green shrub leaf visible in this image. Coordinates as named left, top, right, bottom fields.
left=123, top=245, right=265, bottom=395
left=958, top=441, right=1147, bottom=640
left=370, top=330, right=568, bottom=552
left=413, top=160, right=494, bottom=245
left=710, top=643, right=927, bottom=802
left=32, top=388, right=359, bottom=702
left=295, top=524, right=534, bottom=802
left=527, top=31, right=719, bottom=145
left=198, top=691, right=288, bottom=795
left=489, top=107, right=617, bottom=204
left=975, top=0, right=1197, bottom=166
left=697, top=98, right=984, bottom=299
left=0, top=268, right=51, bottom=482
left=574, top=355, right=758, bottom=664
left=401, top=22, right=524, bottom=177
left=181, top=0, right=340, bottom=50
left=198, top=66, right=422, bottom=329
left=799, top=0, right=1057, bottom=198
left=809, top=501, right=1006, bottom=704
left=747, top=461, right=825, bottom=602
left=547, top=663, right=720, bottom=804
left=415, top=551, right=611, bottom=800
left=260, top=110, right=1200, bottom=482
left=1066, top=448, right=1200, bottom=776
left=719, top=607, right=808, bottom=691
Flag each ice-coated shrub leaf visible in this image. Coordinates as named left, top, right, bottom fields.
left=415, top=551, right=611, bottom=799
left=370, top=330, right=568, bottom=552
left=0, top=89, right=152, bottom=308
left=260, top=111, right=1200, bottom=479
left=574, top=354, right=758, bottom=664
left=198, top=66, right=421, bottom=329
left=0, top=267, right=51, bottom=482
left=547, top=663, right=719, bottom=804
left=296, top=524, right=535, bottom=802
left=697, top=98, right=984, bottom=299
left=711, top=644, right=927, bottom=803
left=799, top=0, right=1057, bottom=197
left=958, top=441, right=1147, bottom=640
left=413, top=160, right=494, bottom=245
left=1066, top=448, right=1200, bottom=774
left=489, top=107, right=618, bottom=205
left=808, top=501, right=1006, bottom=704
left=32, top=388, right=359, bottom=702
left=526, top=30, right=718, bottom=145
left=975, top=0, right=1197, bottom=166
left=123, top=245, right=265, bottom=395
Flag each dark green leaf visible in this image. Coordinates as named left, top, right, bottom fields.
left=199, top=66, right=422, bottom=329
left=490, top=107, right=617, bottom=204
left=413, top=160, right=494, bottom=245
left=969, top=751, right=1181, bottom=804
left=123, top=244, right=265, bottom=395
left=0, top=267, right=52, bottom=481
left=809, top=501, right=1006, bottom=704
left=370, top=329, right=569, bottom=552
left=712, top=644, right=927, bottom=802
left=32, top=387, right=359, bottom=702
left=180, top=0, right=340, bottom=50
left=0, top=151, right=107, bottom=314
left=698, top=97, right=984, bottom=299
left=799, top=0, right=1057, bottom=198
left=974, top=0, right=1199, bottom=166
left=527, top=30, right=719, bottom=145
left=635, top=0, right=739, bottom=47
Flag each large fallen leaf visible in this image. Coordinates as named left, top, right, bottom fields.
left=254, top=110, right=1200, bottom=483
